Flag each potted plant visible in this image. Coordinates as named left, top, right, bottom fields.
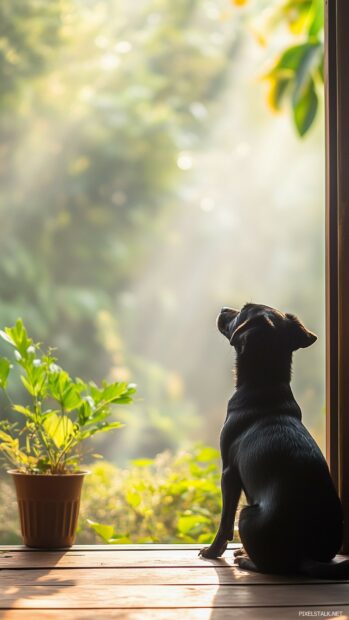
left=0, top=319, right=136, bottom=548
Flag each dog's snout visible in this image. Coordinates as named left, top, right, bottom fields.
left=221, top=307, right=239, bottom=316
left=217, top=307, right=239, bottom=339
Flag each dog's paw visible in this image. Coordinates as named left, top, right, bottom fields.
left=199, top=546, right=219, bottom=559
left=234, top=555, right=258, bottom=572
left=199, top=543, right=227, bottom=559
left=233, top=546, right=246, bottom=558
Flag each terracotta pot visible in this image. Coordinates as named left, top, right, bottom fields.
left=8, top=470, right=87, bottom=548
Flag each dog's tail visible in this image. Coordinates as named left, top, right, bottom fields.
left=300, top=557, right=349, bottom=579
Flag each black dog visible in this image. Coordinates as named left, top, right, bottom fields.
left=199, top=303, right=349, bottom=577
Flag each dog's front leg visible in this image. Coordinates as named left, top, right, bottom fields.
left=199, top=467, right=241, bottom=559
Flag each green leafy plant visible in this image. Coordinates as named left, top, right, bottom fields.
left=234, top=0, right=324, bottom=136
left=263, top=0, right=324, bottom=136
left=0, top=319, right=136, bottom=474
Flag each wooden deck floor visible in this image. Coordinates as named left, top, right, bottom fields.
left=0, top=545, right=349, bottom=619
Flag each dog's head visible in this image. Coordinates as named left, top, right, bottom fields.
left=217, top=303, right=317, bottom=356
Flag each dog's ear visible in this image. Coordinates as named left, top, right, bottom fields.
left=286, top=313, right=317, bottom=350
left=230, top=313, right=275, bottom=348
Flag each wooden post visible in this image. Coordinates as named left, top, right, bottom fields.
left=325, top=0, right=338, bottom=489
left=325, top=0, right=349, bottom=553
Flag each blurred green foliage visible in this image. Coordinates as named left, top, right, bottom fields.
left=0, top=0, right=234, bottom=354
left=84, top=445, right=224, bottom=544
left=0, top=445, right=244, bottom=544
left=0, top=0, right=238, bottom=454
left=0, top=1, right=68, bottom=106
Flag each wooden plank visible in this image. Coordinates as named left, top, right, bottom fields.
left=0, top=545, right=240, bottom=552
left=2, top=567, right=347, bottom=586
left=0, top=611, right=348, bottom=620
left=0, top=549, right=240, bottom=569
left=1, top=548, right=347, bottom=572
left=1, top=583, right=349, bottom=609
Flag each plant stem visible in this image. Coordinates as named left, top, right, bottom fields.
left=55, top=436, right=77, bottom=472
left=34, top=393, right=55, bottom=471
left=3, top=388, right=14, bottom=407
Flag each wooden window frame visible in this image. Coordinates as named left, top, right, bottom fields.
left=325, top=0, right=349, bottom=553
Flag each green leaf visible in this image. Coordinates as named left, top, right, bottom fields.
left=0, top=429, right=16, bottom=444
left=126, top=490, right=141, bottom=508
left=308, top=0, right=324, bottom=37
left=278, top=43, right=313, bottom=72
left=78, top=421, right=124, bottom=441
left=267, top=77, right=290, bottom=112
left=12, top=404, right=35, bottom=420
left=23, top=363, right=47, bottom=398
left=78, top=400, right=92, bottom=425
left=96, top=421, right=124, bottom=432
left=89, top=382, right=130, bottom=406
left=79, top=407, right=109, bottom=427
left=293, top=43, right=322, bottom=105
left=0, top=358, right=11, bottom=389
left=20, top=375, right=36, bottom=396
left=0, top=331, right=15, bottom=346
left=87, top=520, right=116, bottom=543
left=48, top=370, right=82, bottom=411
left=108, top=535, right=132, bottom=544
left=1, top=320, right=33, bottom=356
left=62, top=385, right=83, bottom=411
left=43, top=412, right=75, bottom=448
left=0, top=428, right=29, bottom=467
left=109, top=395, right=134, bottom=404
left=293, top=78, right=318, bottom=136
